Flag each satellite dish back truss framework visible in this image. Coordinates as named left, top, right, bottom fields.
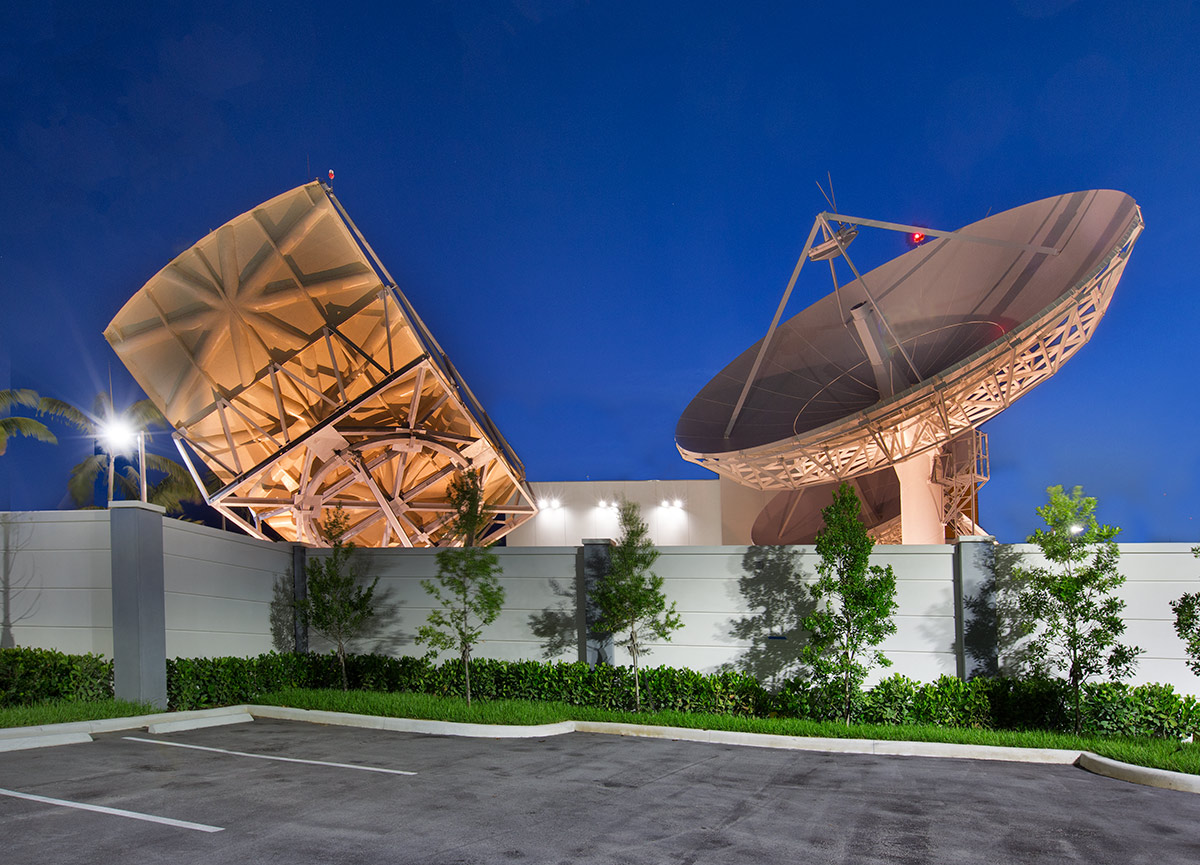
left=105, top=182, right=537, bottom=547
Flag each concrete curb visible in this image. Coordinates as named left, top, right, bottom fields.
left=572, top=721, right=1081, bottom=764
left=0, top=705, right=252, bottom=746
left=246, top=704, right=577, bottom=738
left=0, top=732, right=94, bottom=752
left=1076, top=751, right=1200, bottom=794
left=147, top=712, right=255, bottom=734
left=3, top=706, right=1196, bottom=794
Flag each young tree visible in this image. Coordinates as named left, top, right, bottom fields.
left=1169, top=546, right=1200, bottom=677
left=802, top=482, right=898, bottom=724
left=297, top=508, right=378, bottom=690
left=417, top=469, right=505, bottom=705
left=592, top=500, right=682, bottom=711
left=1014, top=485, right=1140, bottom=734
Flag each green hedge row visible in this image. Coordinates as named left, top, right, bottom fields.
left=167, top=653, right=765, bottom=717
left=5, top=646, right=1198, bottom=739
left=165, top=651, right=1200, bottom=738
left=0, top=647, right=113, bottom=707
left=851, top=674, right=1200, bottom=739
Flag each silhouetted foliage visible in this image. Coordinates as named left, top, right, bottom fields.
left=269, top=573, right=296, bottom=653
left=723, top=545, right=814, bottom=691
left=963, top=543, right=1042, bottom=678
left=528, top=578, right=578, bottom=660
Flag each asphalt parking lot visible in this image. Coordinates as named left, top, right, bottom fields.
left=1, top=719, right=1197, bottom=864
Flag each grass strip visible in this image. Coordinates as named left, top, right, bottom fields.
left=255, top=688, right=1200, bottom=776
left=0, top=698, right=157, bottom=729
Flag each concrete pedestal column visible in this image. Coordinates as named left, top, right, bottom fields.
left=578, top=538, right=615, bottom=666
left=110, top=501, right=167, bottom=709
left=895, top=451, right=944, bottom=545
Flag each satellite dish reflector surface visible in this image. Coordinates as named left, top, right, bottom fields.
left=677, top=189, right=1142, bottom=542
left=105, top=182, right=536, bottom=547
left=678, top=190, right=1141, bottom=486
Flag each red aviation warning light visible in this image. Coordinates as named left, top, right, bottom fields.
left=328, top=169, right=335, bottom=182
left=911, top=231, right=925, bottom=243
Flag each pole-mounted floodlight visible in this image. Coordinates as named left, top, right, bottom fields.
left=98, top=418, right=147, bottom=503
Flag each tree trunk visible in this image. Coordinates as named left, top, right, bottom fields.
left=1072, top=674, right=1081, bottom=736
left=338, top=643, right=348, bottom=691
left=464, top=647, right=472, bottom=707
left=631, top=631, right=640, bottom=712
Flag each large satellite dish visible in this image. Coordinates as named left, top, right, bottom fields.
left=105, top=182, right=536, bottom=547
left=677, top=189, right=1143, bottom=543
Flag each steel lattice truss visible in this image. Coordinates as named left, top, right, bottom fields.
left=936, top=431, right=989, bottom=538
left=106, top=183, right=536, bottom=547
left=679, top=214, right=1142, bottom=491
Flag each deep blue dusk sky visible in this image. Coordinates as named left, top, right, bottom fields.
left=2, top=1, right=1198, bottom=542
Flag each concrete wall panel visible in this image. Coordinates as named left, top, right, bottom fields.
left=3, top=511, right=112, bottom=653
left=5, top=509, right=1200, bottom=697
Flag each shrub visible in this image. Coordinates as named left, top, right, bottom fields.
left=73, top=648, right=1195, bottom=739
left=911, top=676, right=991, bottom=729
left=0, top=647, right=113, bottom=707
left=861, top=674, right=918, bottom=725
left=774, top=675, right=862, bottom=723
left=1079, top=682, right=1200, bottom=739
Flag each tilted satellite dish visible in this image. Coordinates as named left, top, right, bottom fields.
left=105, top=182, right=536, bottom=547
left=677, top=190, right=1143, bottom=543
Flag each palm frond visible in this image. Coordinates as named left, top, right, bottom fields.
left=0, top=389, right=42, bottom=411
left=68, top=454, right=107, bottom=507
left=0, top=416, right=57, bottom=454
left=144, top=451, right=193, bottom=483
left=149, top=474, right=207, bottom=513
left=35, top=398, right=92, bottom=432
left=115, top=465, right=140, bottom=501
left=128, top=399, right=168, bottom=430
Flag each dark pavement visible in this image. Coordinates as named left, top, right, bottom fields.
left=1, top=718, right=1196, bottom=864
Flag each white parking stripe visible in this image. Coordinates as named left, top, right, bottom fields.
left=0, top=787, right=223, bottom=833
left=122, top=736, right=417, bottom=775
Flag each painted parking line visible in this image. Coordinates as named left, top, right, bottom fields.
left=0, top=787, right=223, bottom=833
left=123, top=736, right=417, bottom=776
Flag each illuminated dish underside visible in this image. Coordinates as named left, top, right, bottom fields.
left=105, top=182, right=536, bottom=547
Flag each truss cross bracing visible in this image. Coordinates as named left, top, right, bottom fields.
left=106, top=182, right=535, bottom=547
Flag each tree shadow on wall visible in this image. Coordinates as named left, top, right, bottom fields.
left=963, top=543, right=1037, bottom=677
left=2, top=514, right=41, bottom=648
left=269, top=551, right=407, bottom=656
left=357, top=580, right=408, bottom=656
left=529, top=578, right=578, bottom=660
left=720, top=545, right=815, bottom=691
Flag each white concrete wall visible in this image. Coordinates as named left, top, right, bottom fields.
left=1, top=511, right=113, bottom=655
left=2, top=510, right=285, bottom=660
left=162, top=519, right=288, bottom=659
left=309, top=546, right=580, bottom=663
left=1001, top=542, right=1200, bottom=696
left=604, top=544, right=958, bottom=686
left=4, top=508, right=1199, bottom=698
left=507, top=480, right=722, bottom=547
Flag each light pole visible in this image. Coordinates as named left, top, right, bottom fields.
left=98, top=418, right=146, bottom=504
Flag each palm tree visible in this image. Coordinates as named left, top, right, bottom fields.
left=0, top=389, right=58, bottom=455
left=65, top=394, right=202, bottom=512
